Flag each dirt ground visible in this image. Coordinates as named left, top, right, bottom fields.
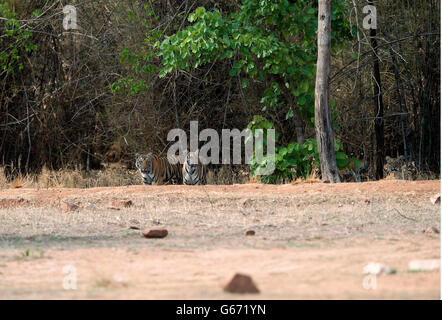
left=0, top=180, right=440, bottom=299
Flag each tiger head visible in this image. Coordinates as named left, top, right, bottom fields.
left=384, top=155, right=405, bottom=173
left=184, top=149, right=200, bottom=172
left=135, top=152, right=154, bottom=184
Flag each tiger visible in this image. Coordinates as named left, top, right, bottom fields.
left=135, top=152, right=182, bottom=185
left=339, top=151, right=368, bottom=182
left=384, top=155, right=417, bottom=180
left=182, top=150, right=207, bottom=185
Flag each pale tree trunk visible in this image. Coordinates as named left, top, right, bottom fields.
left=314, top=0, right=340, bottom=183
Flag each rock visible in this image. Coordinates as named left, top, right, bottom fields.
left=224, top=273, right=260, bottom=294
left=430, top=193, right=440, bottom=204
left=423, top=226, right=440, bottom=234
left=408, top=259, right=440, bottom=272
left=360, top=199, right=371, bottom=205
left=129, top=226, right=140, bottom=230
left=245, top=230, right=255, bottom=236
left=363, top=262, right=392, bottom=275
left=142, top=228, right=168, bottom=239
left=111, top=200, right=133, bottom=208
left=60, top=201, right=79, bottom=212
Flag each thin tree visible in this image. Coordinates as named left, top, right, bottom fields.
left=314, top=0, right=340, bottom=183
left=368, top=0, right=384, bottom=179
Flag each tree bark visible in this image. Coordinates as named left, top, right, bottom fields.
left=369, top=0, right=384, bottom=180
left=314, top=0, right=340, bottom=183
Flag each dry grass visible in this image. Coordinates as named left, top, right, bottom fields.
left=0, top=164, right=251, bottom=189
left=0, top=181, right=439, bottom=250
left=0, top=181, right=439, bottom=299
left=0, top=161, right=437, bottom=189
left=0, top=167, right=8, bottom=189
left=0, top=164, right=140, bottom=189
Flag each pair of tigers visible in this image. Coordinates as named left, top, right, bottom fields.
left=135, top=150, right=207, bottom=185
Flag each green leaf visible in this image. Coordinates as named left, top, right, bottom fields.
left=195, top=7, right=206, bottom=16
left=285, top=108, right=294, bottom=120
left=335, top=151, right=347, bottom=160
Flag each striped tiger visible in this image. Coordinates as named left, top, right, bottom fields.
left=339, top=151, right=368, bottom=182
left=135, top=152, right=182, bottom=185
left=182, top=150, right=207, bottom=185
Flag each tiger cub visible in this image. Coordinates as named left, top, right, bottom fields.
left=182, top=150, right=207, bottom=185
left=135, top=152, right=182, bottom=185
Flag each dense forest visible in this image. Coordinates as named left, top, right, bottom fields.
left=0, top=0, right=440, bottom=183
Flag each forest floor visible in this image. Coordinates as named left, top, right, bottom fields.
left=0, top=180, right=440, bottom=299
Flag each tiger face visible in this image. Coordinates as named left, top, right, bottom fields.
left=384, top=156, right=405, bottom=173
left=384, top=156, right=417, bottom=180
left=183, top=150, right=207, bottom=185
left=135, top=152, right=155, bottom=185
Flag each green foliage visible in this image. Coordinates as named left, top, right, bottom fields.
left=111, top=3, right=161, bottom=94
left=247, top=116, right=361, bottom=183
left=0, top=2, right=37, bottom=73
left=155, top=0, right=351, bottom=123
left=116, top=1, right=355, bottom=183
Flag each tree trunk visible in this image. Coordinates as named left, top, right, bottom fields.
left=369, top=0, right=385, bottom=180
left=314, top=0, right=340, bottom=183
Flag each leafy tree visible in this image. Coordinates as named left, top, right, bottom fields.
left=248, top=115, right=355, bottom=183
left=155, top=0, right=351, bottom=140
left=114, top=0, right=353, bottom=182
left=0, top=2, right=37, bottom=73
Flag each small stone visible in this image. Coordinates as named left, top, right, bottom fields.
left=142, top=228, right=168, bottom=238
left=129, top=226, right=140, bottom=230
left=238, top=198, right=252, bottom=207
left=423, top=226, right=440, bottom=234
left=224, top=273, right=260, bottom=294
left=360, top=199, right=371, bottom=205
left=245, top=230, right=255, bottom=236
left=430, top=194, right=440, bottom=205
left=112, top=200, right=133, bottom=208
left=363, top=262, right=392, bottom=275
left=60, top=201, right=79, bottom=212
left=408, top=259, right=440, bottom=272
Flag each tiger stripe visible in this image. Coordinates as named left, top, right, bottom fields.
left=135, top=152, right=182, bottom=185
left=182, top=150, right=207, bottom=185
